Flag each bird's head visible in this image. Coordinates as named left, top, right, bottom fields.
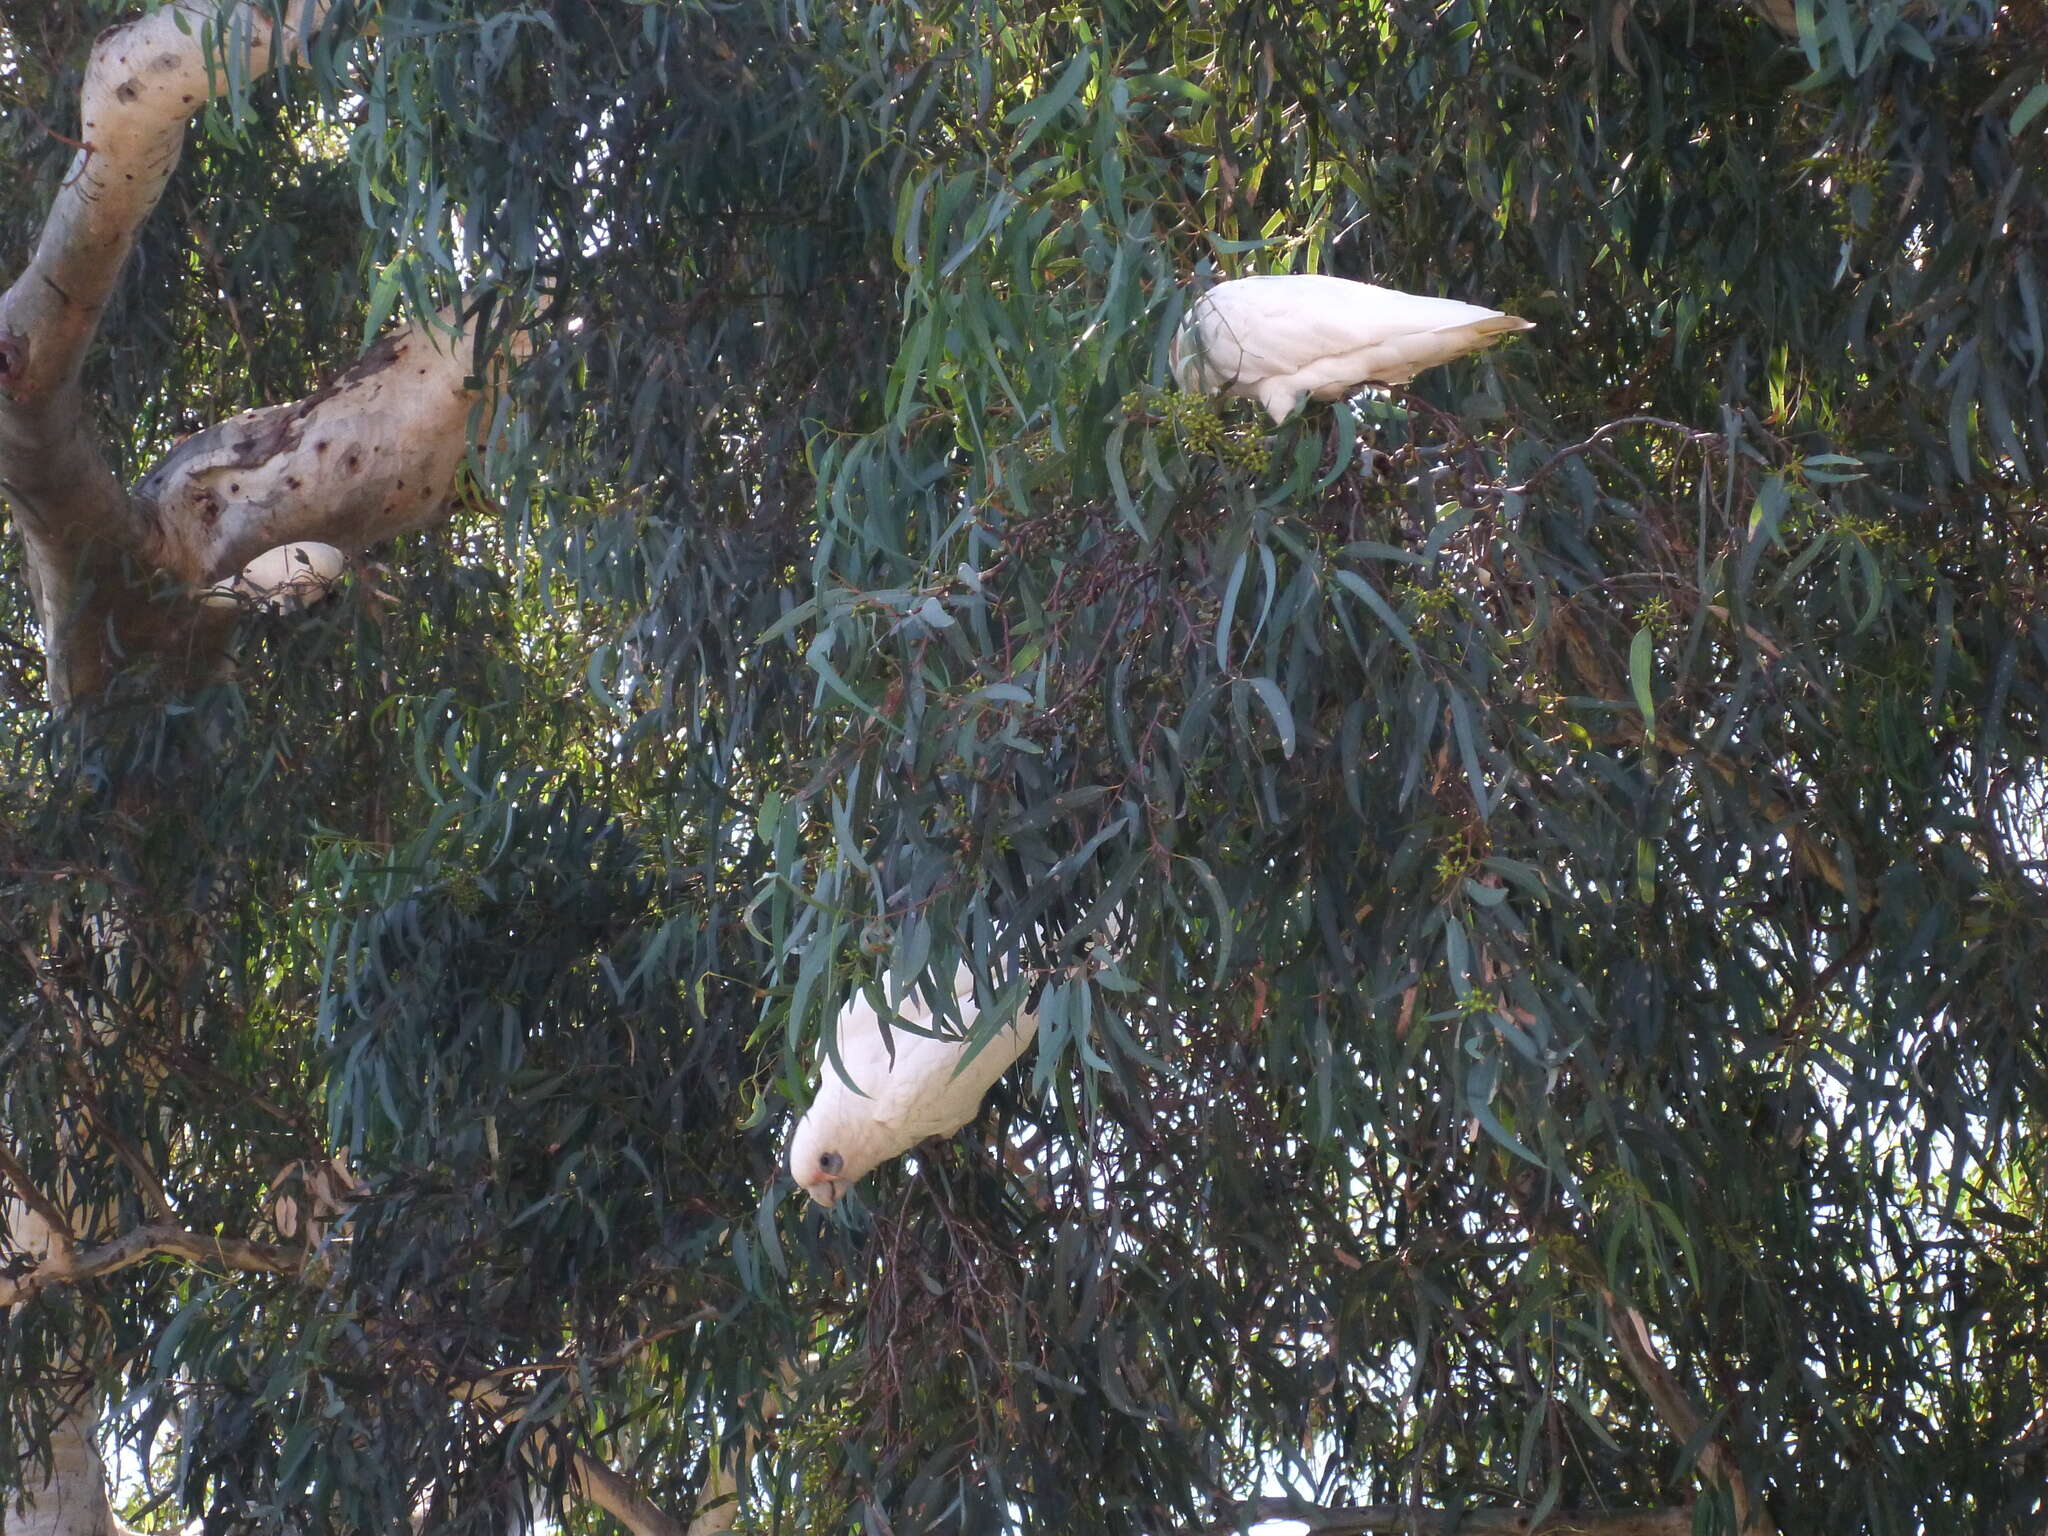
left=786, top=1086, right=892, bottom=1208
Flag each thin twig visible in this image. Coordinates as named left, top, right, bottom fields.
left=1773, top=907, right=1878, bottom=1049
left=1, top=86, right=96, bottom=184
left=458, top=1308, right=722, bottom=1388
left=1499, top=416, right=1723, bottom=500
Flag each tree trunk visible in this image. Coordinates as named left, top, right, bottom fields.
left=0, top=5, right=513, bottom=1531
left=3, top=1192, right=126, bottom=1536
left=7, top=1420, right=125, bottom=1536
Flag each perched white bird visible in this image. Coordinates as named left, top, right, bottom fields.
left=202, top=541, right=346, bottom=613
left=787, top=964, right=1040, bottom=1207
left=1171, top=274, right=1534, bottom=424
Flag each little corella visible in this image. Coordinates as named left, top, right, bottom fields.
left=1172, top=273, right=1533, bottom=424
left=787, top=964, right=1040, bottom=1208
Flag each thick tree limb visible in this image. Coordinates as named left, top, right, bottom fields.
left=567, top=1457, right=689, bottom=1536
left=3, top=1417, right=128, bottom=1536
left=0, top=1220, right=299, bottom=1307
left=4, top=298, right=513, bottom=706
left=1602, top=1294, right=1778, bottom=1535
left=683, top=1439, right=740, bottom=1536
left=0, top=1, right=332, bottom=406
left=0, top=1, right=324, bottom=647
left=1207, top=1500, right=1694, bottom=1534
left=0, top=0, right=521, bottom=708
left=132, top=315, right=506, bottom=587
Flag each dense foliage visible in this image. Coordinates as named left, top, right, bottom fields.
left=4, top=1, right=2046, bottom=1533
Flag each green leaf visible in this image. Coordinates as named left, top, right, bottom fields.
left=1008, top=51, right=1092, bottom=157
left=1242, top=676, right=1296, bottom=757
left=2012, top=81, right=2048, bottom=135
left=1332, top=569, right=1423, bottom=661
left=1629, top=627, right=1656, bottom=734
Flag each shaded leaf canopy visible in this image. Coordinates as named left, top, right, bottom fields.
left=2, top=1, right=2045, bottom=1534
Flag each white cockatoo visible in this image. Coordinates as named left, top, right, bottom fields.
left=1171, top=274, right=1534, bottom=424
left=202, top=541, right=346, bottom=614
left=787, top=964, right=1041, bottom=1207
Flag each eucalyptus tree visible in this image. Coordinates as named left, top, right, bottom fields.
left=2, top=3, right=2045, bottom=1536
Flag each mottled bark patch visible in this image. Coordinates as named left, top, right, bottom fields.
left=0, top=329, right=30, bottom=396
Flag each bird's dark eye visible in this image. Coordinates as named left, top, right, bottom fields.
left=818, top=1152, right=844, bottom=1176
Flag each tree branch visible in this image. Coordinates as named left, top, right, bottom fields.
left=445, top=1375, right=689, bottom=1536
left=0, top=1220, right=299, bottom=1307
left=1601, top=1293, right=1779, bottom=1535
left=684, top=1440, right=740, bottom=1536
left=569, top=1455, right=691, bottom=1536
left=0, top=1, right=528, bottom=707
left=0, top=1205, right=687, bottom=1536
left=1207, top=1499, right=1695, bottom=1535
left=1498, top=416, right=1723, bottom=501
left=0, top=1, right=334, bottom=405
left=0, top=1142, right=76, bottom=1255
left=133, top=310, right=517, bottom=587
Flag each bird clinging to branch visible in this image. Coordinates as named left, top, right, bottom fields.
left=787, top=964, right=1041, bottom=1208
left=1172, top=273, right=1534, bottom=425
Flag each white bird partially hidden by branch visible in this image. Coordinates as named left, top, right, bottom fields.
left=787, top=964, right=1040, bottom=1208
left=1171, top=274, right=1535, bottom=425
left=202, top=541, right=346, bottom=614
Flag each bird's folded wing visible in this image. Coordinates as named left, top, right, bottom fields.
left=1231, top=282, right=1511, bottom=366
left=875, top=1015, right=1036, bottom=1139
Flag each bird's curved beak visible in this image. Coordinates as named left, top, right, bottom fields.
left=799, top=1175, right=843, bottom=1209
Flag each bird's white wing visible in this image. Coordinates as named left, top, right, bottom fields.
left=1197, top=275, right=1514, bottom=378
left=856, top=968, right=1036, bottom=1140
left=203, top=541, right=346, bottom=612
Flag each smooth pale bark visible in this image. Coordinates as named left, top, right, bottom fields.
left=0, top=2, right=333, bottom=405
left=2, top=1193, right=122, bottom=1536
left=8, top=1420, right=124, bottom=1536
left=0, top=1, right=334, bottom=706
left=133, top=323, right=502, bottom=589
left=0, top=294, right=504, bottom=705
